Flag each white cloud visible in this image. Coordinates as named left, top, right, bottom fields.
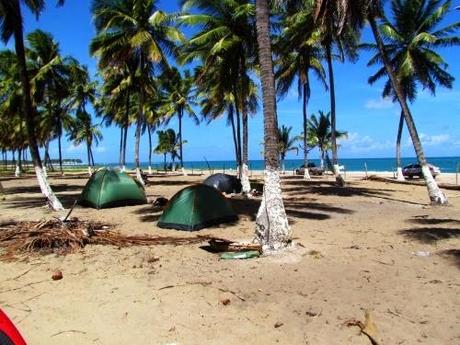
left=66, top=143, right=85, bottom=153
left=340, top=132, right=392, bottom=153
left=365, top=97, right=395, bottom=110
left=95, top=146, right=106, bottom=153
left=419, top=133, right=451, bottom=146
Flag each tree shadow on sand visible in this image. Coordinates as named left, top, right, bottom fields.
left=228, top=196, right=353, bottom=222
left=438, top=249, right=460, bottom=269
left=282, top=179, right=425, bottom=206
left=408, top=218, right=460, bottom=226
left=4, top=183, right=83, bottom=195
left=1, top=192, right=82, bottom=209
left=132, top=205, right=163, bottom=223
left=399, top=227, right=460, bottom=243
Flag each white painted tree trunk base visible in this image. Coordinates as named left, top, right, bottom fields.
left=421, top=165, right=448, bottom=205
left=303, top=167, right=311, bottom=180
left=241, top=163, right=251, bottom=194
left=396, top=167, right=405, bottom=181
left=181, top=167, right=187, bottom=176
left=121, top=165, right=126, bottom=172
left=148, top=166, right=152, bottom=175
left=88, top=166, right=93, bottom=176
left=43, top=166, right=47, bottom=178
left=15, top=165, right=21, bottom=178
left=255, top=167, right=291, bottom=253
left=136, top=167, right=145, bottom=187
left=35, top=166, right=64, bottom=211
left=333, top=164, right=345, bottom=187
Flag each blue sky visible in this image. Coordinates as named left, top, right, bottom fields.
left=5, top=0, right=460, bottom=164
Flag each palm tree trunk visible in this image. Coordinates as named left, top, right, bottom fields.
left=241, top=107, right=251, bottom=193
left=90, top=146, right=95, bottom=167
left=119, top=126, right=124, bottom=167
left=58, top=130, right=63, bottom=175
left=11, top=0, right=63, bottom=211
left=178, top=108, right=186, bottom=176
left=302, top=83, right=311, bottom=180
left=233, top=93, right=243, bottom=177
left=228, top=106, right=239, bottom=167
left=325, top=38, right=345, bottom=186
left=122, top=125, right=128, bottom=171
left=369, top=15, right=447, bottom=205
left=163, top=153, right=167, bottom=173
left=135, top=84, right=145, bottom=185
left=148, top=124, right=153, bottom=175
left=121, top=91, right=130, bottom=172
left=396, top=111, right=405, bottom=180
left=86, top=141, right=92, bottom=176
left=254, top=0, right=291, bottom=252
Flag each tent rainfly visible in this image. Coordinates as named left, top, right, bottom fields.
left=203, top=173, right=242, bottom=194
left=78, top=169, right=147, bottom=209
left=158, top=184, right=238, bottom=231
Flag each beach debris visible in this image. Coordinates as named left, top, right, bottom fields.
left=0, top=218, right=218, bottom=261
left=344, top=309, right=381, bottom=345
left=412, top=251, right=431, bottom=257
left=51, top=270, right=63, bottom=281
left=209, top=238, right=262, bottom=253
left=220, top=251, right=260, bottom=260
left=274, top=321, right=284, bottom=328
left=153, top=197, right=169, bottom=207
left=220, top=298, right=231, bottom=306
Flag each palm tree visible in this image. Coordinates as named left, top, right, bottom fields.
left=277, top=125, right=298, bottom=173
left=314, top=0, right=361, bottom=186
left=91, top=0, right=182, bottom=185
left=0, top=0, right=65, bottom=210
left=27, top=30, right=77, bottom=175
left=365, top=0, right=449, bottom=204
left=254, top=0, right=291, bottom=251
left=274, top=3, right=327, bottom=180
left=180, top=0, right=257, bottom=193
left=308, top=111, right=347, bottom=169
left=159, top=68, right=198, bottom=175
left=68, top=111, right=103, bottom=176
left=154, top=128, right=183, bottom=172
left=98, top=62, right=137, bottom=172
left=364, top=0, right=459, bottom=181
left=67, top=61, right=98, bottom=175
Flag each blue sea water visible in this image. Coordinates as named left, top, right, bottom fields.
left=101, top=156, right=460, bottom=173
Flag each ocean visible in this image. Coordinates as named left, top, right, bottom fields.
left=101, top=156, right=460, bottom=173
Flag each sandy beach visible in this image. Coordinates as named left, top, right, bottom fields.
left=0, top=171, right=459, bottom=345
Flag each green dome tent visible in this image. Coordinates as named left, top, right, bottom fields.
left=158, top=184, right=238, bottom=231
left=78, top=169, right=147, bottom=209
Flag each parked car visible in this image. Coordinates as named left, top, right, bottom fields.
left=295, top=162, right=324, bottom=176
left=402, top=163, right=441, bottom=179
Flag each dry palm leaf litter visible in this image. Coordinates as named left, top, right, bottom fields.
left=0, top=218, right=215, bottom=261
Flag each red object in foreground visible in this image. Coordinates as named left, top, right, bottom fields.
left=0, top=309, right=26, bottom=345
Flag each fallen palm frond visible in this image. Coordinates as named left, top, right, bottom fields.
left=0, top=218, right=215, bottom=261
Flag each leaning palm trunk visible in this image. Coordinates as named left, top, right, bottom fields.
left=396, top=111, right=405, bottom=181
left=369, top=16, right=447, bottom=205
left=325, top=40, right=345, bottom=187
left=12, top=0, right=63, bottom=211
left=241, top=109, right=251, bottom=194
left=147, top=124, right=153, bottom=175
left=135, top=87, right=145, bottom=186
left=86, top=143, right=92, bottom=176
left=58, top=131, right=63, bottom=175
left=119, top=126, right=124, bottom=168
left=254, top=0, right=291, bottom=252
left=233, top=92, right=243, bottom=177
left=178, top=109, right=187, bottom=176
left=302, top=84, right=311, bottom=180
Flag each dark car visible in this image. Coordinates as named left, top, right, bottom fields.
left=295, top=162, right=324, bottom=176
left=402, top=163, right=441, bottom=179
